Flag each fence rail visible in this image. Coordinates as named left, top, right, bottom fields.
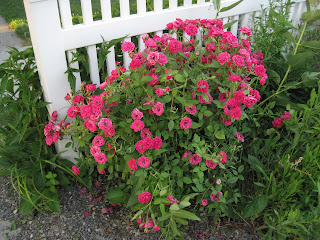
left=23, top=0, right=308, bottom=160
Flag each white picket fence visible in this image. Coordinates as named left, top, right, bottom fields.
left=22, top=0, right=307, bottom=159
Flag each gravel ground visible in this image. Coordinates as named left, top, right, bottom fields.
left=0, top=176, right=261, bottom=240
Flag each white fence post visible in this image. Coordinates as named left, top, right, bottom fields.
left=23, top=0, right=78, bottom=162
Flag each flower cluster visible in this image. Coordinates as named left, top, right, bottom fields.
left=272, top=111, right=291, bottom=127
left=44, top=111, right=69, bottom=146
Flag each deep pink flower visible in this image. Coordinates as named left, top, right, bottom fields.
left=180, top=118, right=192, bottom=129
left=72, top=165, right=80, bottom=175
left=121, top=41, right=135, bottom=52
left=84, top=211, right=89, bottom=217
left=164, top=195, right=180, bottom=205
left=73, top=95, right=84, bottom=104
left=130, top=120, right=145, bottom=132
left=236, top=132, right=244, bottom=142
left=45, top=134, right=53, bottom=146
left=182, top=151, right=192, bottom=158
left=135, top=139, right=148, bottom=153
left=138, top=192, right=151, bottom=204
left=206, top=159, right=218, bottom=170
left=205, top=43, right=216, bottom=52
left=282, top=111, right=291, bottom=120
left=201, top=199, right=208, bottom=206
left=217, top=52, right=230, bottom=65
left=228, top=74, right=242, bottom=82
left=138, top=156, right=150, bottom=168
left=217, top=151, right=227, bottom=165
left=90, top=145, right=101, bottom=156
left=147, top=52, right=159, bottom=65
left=128, top=158, right=138, bottom=171
left=185, top=104, right=197, bottom=115
left=104, top=125, right=115, bottom=138
left=152, top=102, right=164, bottom=116
left=232, top=55, right=245, bottom=67
left=185, top=24, right=198, bottom=36
left=272, top=118, right=283, bottom=127
left=239, top=26, right=252, bottom=35
left=260, top=74, right=268, bottom=85
left=233, top=91, right=245, bottom=103
left=94, top=152, right=108, bottom=165
left=131, top=108, right=144, bottom=120
left=254, top=65, right=267, bottom=77
left=140, top=128, right=152, bottom=139
left=158, top=53, right=168, bottom=65
left=243, top=95, right=258, bottom=108
left=153, top=226, right=161, bottom=231
left=168, top=39, right=182, bottom=53
left=152, top=137, right=162, bottom=150
left=64, top=93, right=70, bottom=100
left=92, top=136, right=105, bottom=147
left=84, top=119, right=97, bottom=132
left=210, top=191, right=223, bottom=202
left=196, top=80, right=209, bottom=93
left=67, top=106, right=80, bottom=118
left=230, top=107, right=242, bottom=120
left=98, top=118, right=113, bottom=131
left=156, top=88, right=165, bottom=97
left=198, top=92, right=213, bottom=104
left=130, top=59, right=142, bottom=70
left=189, top=154, right=202, bottom=165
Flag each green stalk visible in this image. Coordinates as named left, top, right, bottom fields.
left=276, top=21, right=308, bottom=92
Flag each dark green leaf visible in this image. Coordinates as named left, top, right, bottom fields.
left=220, top=0, right=243, bottom=12
left=243, top=195, right=269, bottom=218
left=300, top=41, right=320, bottom=50
left=287, top=51, right=313, bottom=66
left=223, top=20, right=238, bottom=29
left=172, top=209, right=200, bottom=220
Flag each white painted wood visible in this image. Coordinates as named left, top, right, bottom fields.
left=23, top=0, right=77, bottom=161
left=230, top=15, right=239, bottom=36
left=156, top=30, right=163, bottom=37
left=123, top=37, right=132, bottom=70
left=120, top=0, right=130, bottom=17
left=154, top=0, right=163, bottom=12
left=169, top=0, right=178, bottom=9
left=137, top=0, right=147, bottom=15
left=138, top=34, right=146, bottom=52
left=100, top=0, right=112, bottom=20
left=222, top=17, right=228, bottom=25
left=240, top=13, right=250, bottom=28
left=80, top=0, right=94, bottom=24
left=183, top=31, right=191, bottom=41
left=106, top=46, right=116, bottom=76
left=197, top=0, right=205, bottom=4
left=87, top=45, right=100, bottom=85
left=184, top=0, right=192, bottom=6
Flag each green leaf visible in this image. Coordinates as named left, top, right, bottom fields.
left=300, top=41, right=320, bottom=50
left=170, top=203, right=180, bottom=211
left=174, top=74, right=185, bottom=83
left=172, top=209, right=200, bottom=221
left=174, top=217, right=188, bottom=225
left=203, top=110, right=213, bottom=117
left=106, top=189, right=127, bottom=204
left=227, top=177, right=238, bottom=184
left=127, top=174, right=145, bottom=207
left=287, top=51, right=313, bottom=66
left=212, top=0, right=221, bottom=11
left=243, top=195, right=269, bottom=218
left=19, top=198, right=35, bottom=215
left=214, top=131, right=225, bottom=140
left=301, top=9, right=320, bottom=22
left=220, top=0, right=243, bottom=12
left=158, top=213, right=170, bottom=221
left=168, top=120, right=174, bottom=131
left=170, top=219, right=180, bottom=236
left=107, top=95, right=120, bottom=104
left=182, top=177, right=192, bottom=184
left=223, top=20, right=239, bottom=29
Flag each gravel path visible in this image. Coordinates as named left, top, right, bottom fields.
left=0, top=176, right=261, bottom=240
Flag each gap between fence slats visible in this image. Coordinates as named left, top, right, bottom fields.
left=66, top=50, right=81, bottom=90
left=123, top=37, right=132, bottom=69
left=183, top=31, right=191, bottom=41
left=80, top=0, right=94, bottom=24
left=100, top=0, right=112, bottom=20
left=87, top=45, right=100, bottom=85
left=120, top=0, right=130, bottom=17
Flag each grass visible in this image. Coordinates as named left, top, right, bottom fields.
left=0, top=0, right=208, bottom=40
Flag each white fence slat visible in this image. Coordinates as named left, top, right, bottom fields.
left=222, top=17, right=228, bottom=25
left=100, top=0, right=112, bottom=20
left=137, top=0, right=147, bottom=15
left=87, top=45, right=100, bottom=85
left=240, top=13, right=250, bottom=28
left=80, top=0, right=94, bottom=24
left=183, top=31, right=191, bottom=41
left=120, top=0, right=130, bottom=17
left=230, top=15, right=239, bottom=36
left=197, top=0, right=205, bottom=4
left=184, top=0, right=192, bottom=6
left=106, top=46, right=116, bottom=76
left=154, top=0, right=163, bottom=12
left=138, top=34, right=146, bottom=52
left=156, top=30, right=163, bottom=37
left=123, top=37, right=132, bottom=70
left=58, top=0, right=73, bottom=28
left=169, top=0, right=178, bottom=9
left=196, top=29, right=202, bottom=46
left=23, top=0, right=77, bottom=161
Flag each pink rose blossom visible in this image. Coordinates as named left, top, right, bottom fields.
left=281, top=111, right=291, bottom=120
left=90, top=145, right=101, bottom=156
left=254, top=65, right=267, bottom=77
left=131, top=108, right=144, bottom=120
left=92, top=136, right=105, bottom=147
left=158, top=53, right=168, bottom=65
left=138, top=156, right=150, bottom=168
left=94, top=152, right=108, bottom=165
left=210, top=191, right=223, bottom=202
left=201, top=199, right=208, bottom=206
left=130, top=120, right=145, bottom=132
left=168, top=39, right=182, bottom=53
left=135, top=139, right=148, bottom=153
left=140, top=128, right=152, bottom=139
left=239, top=26, right=252, bottom=36
left=217, top=151, right=227, bottom=165
left=67, top=106, right=80, bottom=118
left=45, top=134, right=53, bottom=146
left=185, top=24, right=198, bottom=36
left=206, top=160, right=218, bottom=170
left=152, top=102, right=164, bottom=116
left=217, top=52, right=230, bottom=65
left=185, top=104, right=197, bottom=115
left=84, top=211, right=89, bottom=217
left=84, top=119, right=97, bottom=132
left=272, top=118, right=283, bottom=127
left=189, top=154, right=202, bottom=165
left=153, top=226, right=161, bottom=231
left=128, top=158, right=138, bottom=171
left=121, top=41, right=135, bottom=52
left=198, top=92, right=213, bottom=104
left=180, top=118, right=192, bottom=129
left=152, top=137, right=162, bottom=150
left=98, top=118, right=113, bottom=131
left=138, top=192, right=152, bottom=204
left=72, top=165, right=80, bottom=175
left=164, top=195, right=180, bottom=205
left=228, top=75, right=242, bottom=82
left=196, top=80, right=209, bottom=93
left=236, top=132, right=244, bottom=142
left=147, top=52, right=159, bottom=65
left=182, top=151, right=192, bottom=159
left=156, top=88, right=165, bottom=97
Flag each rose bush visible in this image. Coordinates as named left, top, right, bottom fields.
left=45, top=18, right=267, bottom=236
